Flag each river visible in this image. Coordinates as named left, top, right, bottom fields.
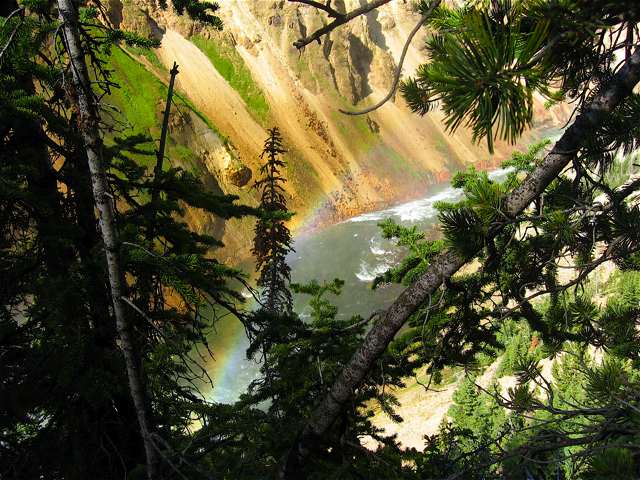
left=205, top=168, right=512, bottom=403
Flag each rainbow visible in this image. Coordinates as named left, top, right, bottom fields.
left=203, top=201, right=334, bottom=404
left=203, top=309, right=258, bottom=403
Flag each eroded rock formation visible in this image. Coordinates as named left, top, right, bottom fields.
left=108, top=0, right=567, bottom=261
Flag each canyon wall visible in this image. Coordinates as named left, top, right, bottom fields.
left=108, top=0, right=566, bottom=262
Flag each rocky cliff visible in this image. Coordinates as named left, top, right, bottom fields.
left=107, top=0, right=566, bottom=263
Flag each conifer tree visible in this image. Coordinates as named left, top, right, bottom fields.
left=252, top=127, right=294, bottom=314
left=1, top=2, right=254, bottom=478
left=57, top=1, right=159, bottom=475
left=283, top=1, right=640, bottom=476
left=230, top=278, right=410, bottom=479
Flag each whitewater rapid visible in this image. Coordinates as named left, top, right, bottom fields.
left=344, top=167, right=513, bottom=283
left=348, top=167, right=513, bottom=225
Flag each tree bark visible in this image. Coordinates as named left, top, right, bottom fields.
left=56, top=1, right=159, bottom=478
left=281, top=46, right=640, bottom=478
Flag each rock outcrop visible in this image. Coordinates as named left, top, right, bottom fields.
left=108, top=0, right=567, bottom=259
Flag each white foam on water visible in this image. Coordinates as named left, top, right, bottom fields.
left=355, top=259, right=392, bottom=282
left=349, top=167, right=516, bottom=284
left=346, top=167, right=514, bottom=225
left=348, top=185, right=461, bottom=224
left=369, top=236, right=391, bottom=256
left=348, top=211, right=386, bottom=223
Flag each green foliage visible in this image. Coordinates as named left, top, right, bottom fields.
left=448, top=375, right=507, bottom=454
left=106, top=45, right=227, bottom=172
left=403, top=1, right=555, bottom=152
left=4, top=0, right=640, bottom=479
left=0, top=3, right=254, bottom=478
left=191, top=35, right=270, bottom=123
left=585, top=448, right=637, bottom=480
left=435, top=165, right=519, bottom=258
left=235, top=278, right=411, bottom=478
left=291, top=278, right=344, bottom=325
left=384, top=111, right=640, bottom=478
left=127, top=44, right=165, bottom=70
left=372, top=219, right=445, bottom=288
left=107, top=46, right=167, bottom=136
left=159, top=0, right=224, bottom=29
left=496, top=320, right=541, bottom=376
left=251, top=127, right=294, bottom=315
left=406, top=0, right=640, bottom=154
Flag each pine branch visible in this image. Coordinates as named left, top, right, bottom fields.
left=280, top=46, right=640, bottom=479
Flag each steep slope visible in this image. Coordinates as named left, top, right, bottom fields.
left=108, top=0, right=566, bottom=259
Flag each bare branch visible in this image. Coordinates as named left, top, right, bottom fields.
left=289, top=0, right=342, bottom=18
left=1, top=6, right=24, bottom=26
left=291, top=0, right=393, bottom=49
left=0, top=8, right=24, bottom=62
left=339, top=0, right=441, bottom=115
left=152, top=62, right=179, bottom=205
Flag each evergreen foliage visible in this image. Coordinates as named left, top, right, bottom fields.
left=252, top=127, right=294, bottom=315
left=207, top=278, right=415, bottom=479
left=159, top=0, right=223, bottom=29
left=373, top=219, right=445, bottom=288
left=0, top=1, right=253, bottom=478
left=3, top=0, right=640, bottom=479
left=402, top=0, right=640, bottom=152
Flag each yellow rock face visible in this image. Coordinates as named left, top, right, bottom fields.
left=109, top=0, right=568, bottom=261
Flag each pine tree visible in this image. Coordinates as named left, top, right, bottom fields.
left=1, top=2, right=254, bottom=478
left=252, top=127, right=294, bottom=314
left=283, top=1, right=640, bottom=476
left=228, top=278, right=410, bottom=479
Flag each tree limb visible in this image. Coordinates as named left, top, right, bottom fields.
left=290, top=0, right=393, bottom=49
left=289, top=0, right=342, bottom=18
left=280, top=46, right=640, bottom=479
left=152, top=61, right=179, bottom=205
left=0, top=8, right=24, bottom=62
left=339, top=0, right=441, bottom=116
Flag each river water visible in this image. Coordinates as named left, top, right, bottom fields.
left=206, top=168, right=512, bottom=403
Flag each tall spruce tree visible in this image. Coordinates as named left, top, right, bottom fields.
left=252, top=127, right=294, bottom=314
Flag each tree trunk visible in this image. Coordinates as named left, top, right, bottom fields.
left=152, top=61, right=179, bottom=205
left=281, top=46, right=640, bottom=478
left=56, top=1, right=159, bottom=478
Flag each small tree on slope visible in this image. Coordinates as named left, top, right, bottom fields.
left=252, top=127, right=294, bottom=314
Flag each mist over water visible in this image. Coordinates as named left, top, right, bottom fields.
left=207, top=168, right=512, bottom=403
